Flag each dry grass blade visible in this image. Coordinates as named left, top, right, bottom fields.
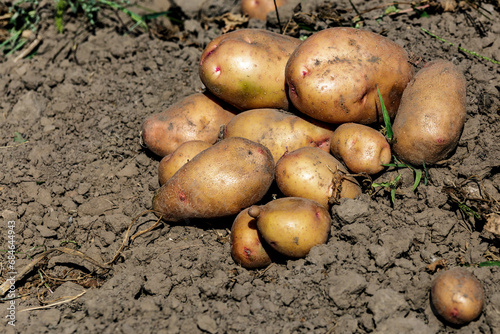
left=19, top=290, right=86, bottom=313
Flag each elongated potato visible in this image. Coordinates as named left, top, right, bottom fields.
left=275, top=147, right=362, bottom=207
left=224, top=108, right=333, bottom=163
left=392, top=60, right=466, bottom=165
left=153, top=137, right=275, bottom=221
left=158, top=140, right=212, bottom=185
left=285, top=27, right=413, bottom=124
left=331, top=123, right=391, bottom=175
left=141, top=92, right=237, bottom=157
left=199, top=29, right=301, bottom=111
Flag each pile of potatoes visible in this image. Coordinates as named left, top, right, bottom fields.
left=141, top=27, right=467, bottom=269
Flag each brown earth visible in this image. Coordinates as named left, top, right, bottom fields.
left=1, top=0, right=499, bottom=333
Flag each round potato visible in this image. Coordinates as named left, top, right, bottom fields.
left=141, top=92, right=237, bottom=157
left=285, top=27, right=413, bottom=124
left=241, top=0, right=287, bottom=20
left=275, top=147, right=362, bottom=207
left=224, top=108, right=333, bottom=164
left=153, top=137, right=275, bottom=221
left=248, top=197, right=331, bottom=258
left=199, top=29, right=301, bottom=111
left=330, top=123, right=391, bottom=175
left=392, top=60, right=466, bottom=165
left=158, top=140, right=212, bottom=185
left=231, top=208, right=273, bottom=269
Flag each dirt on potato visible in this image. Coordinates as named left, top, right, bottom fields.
left=0, top=0, right=499, bottom=333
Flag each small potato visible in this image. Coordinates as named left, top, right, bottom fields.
left=141, top=92, right=237, bottom=157
left=331, top=123, right=391, bottom=175
left=248, top=197, right=331, bottom=258
left=285, top=27, right=413, bottom=124
left=275, top=147, right=362, bottom=207
left=241, top=0, right=287, bottom=20
left=199, top=29, right=301, bottom=111
left=224, top=108, right=333, bottom=164
left=230, top=208, right=273, bottom=269
left=392, top=60, right=466, bottom=165
left=431, top=268, right=484, bottom=325
left=153, top=137, right=275, bottom=221
left=158, top=140, right=212, bottom=185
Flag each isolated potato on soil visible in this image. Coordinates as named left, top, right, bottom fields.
left=275, top=147, right=361, bottom=208
left=285, top=27, right=413, bottom=124
left=199, top=29, right=301, bottom=111
left=231, top=208, right=273, bottom=269
left=141, top=92, right=237, bottom=157
left=392, top=60, right=466, bottom=165
left=248, top=197, right=331, bottom=258
left=224, top=108, right=333, bottom=163
left=158, top=140, right=212, bottom=186
left=153, top=137, right=275, bottom=221
left=241, top=0, right=287, bottom=20
left=330, top=123, right=391, bottom=175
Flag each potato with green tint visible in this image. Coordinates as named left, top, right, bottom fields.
left=153, top=137, right=275, bottom=221
left=275, top=147, right=361, bottom=207
left=141, top=92, right=237, bottom=157
left=248, top=197, right=331, bottom=258
left=224, top=108, right=333, bottom=163
left=330, top=123, right=391, bottom=175
left=199, top=29, right=301, bottom=111
left=231, top=208, right=273, bottom=269
left=241, top=0, right=287, bottom=20
left=158, top=140, right=212, bottom=185
left=392, top=60, right=466, bottom=165
left=285, top=27, right=413, bottom=124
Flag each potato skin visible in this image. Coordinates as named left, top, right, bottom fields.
left=241, top=0, right=287, bottom=20
left=153, top=137, right=275, bottom=221
left=275, top=147, right=361, bottom=207
left=331, top=123, right=391, bottom=175
left=158, top=140, right=212, bottom=186
left=285, top=27, right=413, bottom=124
left=249, top=197, right=331, bottom=258
left=199, top=29, right=301, bottom=111
left=141, top=92, right=237, bottom=157
left=431, top=268, right=484, bottom=325
left=392, top=60, right=466, bottom=165
left=224, top=108, right=333, bottom=164
left=230, top=208, right=273, bottom=269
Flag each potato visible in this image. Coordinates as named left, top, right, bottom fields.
left=224, top=108, right=334, bottom=163
left=275, top=147, right=361, bottom=207
left=330, top=123, right=391, bottom=175
left=158, top=140, right=212, bottom=185
left=153, top=137, right=275, bottom=221
left=392, top=60, right=466, bottom=165
left=241, top=0, right=287, bottom=20
left=431, top=268, right=484, bottom=325
left=230, top=208, right=273, bottom=269
left=248, top=197, right=331, bottom=258
left=285, top=27, right=413, bottom=124
left=141, top=92, right=237, bottom=157
left=199, top=29, right=301, bottom=111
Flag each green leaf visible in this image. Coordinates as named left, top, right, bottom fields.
left=384, top=5, right=399, bottom=15
left=413, top=169, right=422, bottom=191
left=377, top=85, right=393, bottom=141
left=14, top=132, right=27, bottom=143
left=477, top=261, right=500, bottom=268
left=390, top=188, right=396, bottom=204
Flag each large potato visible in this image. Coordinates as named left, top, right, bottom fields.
left=199, top=29, right=301, bottom=111
left=158, top=140, right=212, bottom=185
left=275, top=147, right=361, bottom=207
left=153, top=137, right=275, bottom=221
left=231, top=208, right=273, bottom=269
left=392, top=60, right=466, bottom=165
left=241, top=0, right=287, bottom=20
left=224, top=108, right=334, bottom=163
left=248, top=197, right=331, bottom=258
left=331, top=123, right=391, bottom=175
left=141, top=92, right=237, bottom=157
left=285, top=27, right=413, bottom=124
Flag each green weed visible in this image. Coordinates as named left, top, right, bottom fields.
left=372, top=173, right=401, bottom=205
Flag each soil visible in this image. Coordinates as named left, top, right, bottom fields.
left=1, top=0, right=499, bottom=333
